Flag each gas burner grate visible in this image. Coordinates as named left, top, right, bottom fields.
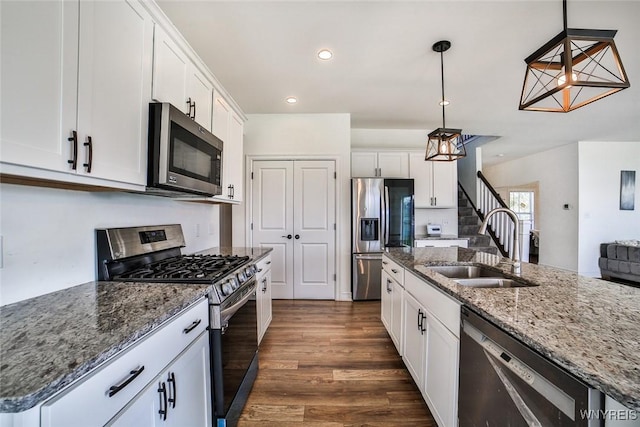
left=114, top=254, right=250, bottom=283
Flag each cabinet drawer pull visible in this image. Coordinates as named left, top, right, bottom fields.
left=257, top=268, right=263, bottom=273
left=83, top=135, right=93, bottom=173
left=158, top=381, right=168, bottom=420
left=266, top=261, right=271, bottom=265
left=391, top=268, right=398, bottom=274
left=108, top=365, right=145, bottom=397
left=382, top=261, right=388, bottom=265
left=167, top=372, right=177, bottom=408
left=183, top=318, right=202, bottom=334
left=68, top=130, right=78, bottom=170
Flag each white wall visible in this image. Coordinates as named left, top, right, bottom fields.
left=232, top=113, right=352, bottom=300
left=0, top=184, right=220, bottom=305
left=578, top=141, right=640, bottom=277
left=484, top=143, right=579, bottom=271
left=351, top=128, right=427, bottom=149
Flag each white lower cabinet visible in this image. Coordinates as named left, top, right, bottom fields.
left=381, top=270, right=403, bottom=355
left=424, top=312, right=459, bottom=427
left=256, top=254, right=273, bottom=344
left=39, top=298, right=210, bottom=427
left=108, top=331, right=211, bottom=427
left=402, top=291, right=427, bottom=391
left=382, top=265, right=460, bottom=427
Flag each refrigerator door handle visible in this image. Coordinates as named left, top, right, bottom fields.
left=384, top=185, right=390, bottom=246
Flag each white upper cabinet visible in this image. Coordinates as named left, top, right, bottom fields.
left=351, top=151, right=409, bottom=178
left=1, top=0, right=152, bottom=189
left=409, top=151, right=457, bottom=208
left=212, top=93, right=243, bottom=202
left=76, top=0, right=153, bottom=185
left=1, top=0, right=78, bottom=174
left=152, top=25, right=214, bottom=132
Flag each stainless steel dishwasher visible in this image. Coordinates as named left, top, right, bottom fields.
left=459, top=307, right=604, bottom=426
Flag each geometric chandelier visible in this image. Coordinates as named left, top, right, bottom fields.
left=519, top=0, right=630, bottom=112
left=426, top=40, right=466, bottom=161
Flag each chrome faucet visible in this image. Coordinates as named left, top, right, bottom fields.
left=478, top=207, right=521, bottom=275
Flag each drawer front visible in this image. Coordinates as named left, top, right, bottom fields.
left=41, top=298, right=209, bottom=427
left=404, top=271, right=460, bottom=337
left=382, top=255, right=404, bottom=286
left=256, top=254, right=272, bottom=279
left=415, top=239, right=468, bottom=248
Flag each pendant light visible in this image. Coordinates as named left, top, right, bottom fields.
left=519, top=0, right=630, bottom=112
left=426, top=40, right=465, bottom=161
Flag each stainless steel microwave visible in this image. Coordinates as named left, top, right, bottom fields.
left=147, top=102, right=222, bottom=196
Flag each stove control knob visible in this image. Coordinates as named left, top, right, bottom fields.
left=221, top=282, right=233, bottom=296
left=231, top=277, right=240, bottom=290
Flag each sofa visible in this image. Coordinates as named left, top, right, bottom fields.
left=599, top=241, right=640, bottom=286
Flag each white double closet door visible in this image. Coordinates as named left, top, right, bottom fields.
left=251, top=160, right=336, bottom=299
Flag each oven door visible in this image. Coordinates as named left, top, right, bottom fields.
left=149, top=102, right=223, bottom=196
left=211, top=279, right=258, bottom=425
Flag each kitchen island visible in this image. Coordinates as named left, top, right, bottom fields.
left=0, top=247, right=271, bottom=416
left=385, top=246, right=640, bottom=412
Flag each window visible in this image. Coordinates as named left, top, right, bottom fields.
left=509, top=191, right=534, bottom=229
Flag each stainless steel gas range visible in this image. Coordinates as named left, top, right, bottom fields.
left=96, top=224, right=258, bottom=427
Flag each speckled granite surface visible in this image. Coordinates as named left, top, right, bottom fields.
left=0, top=247, right=272, bottom=413
left=385, top=246, right=640, bottom=411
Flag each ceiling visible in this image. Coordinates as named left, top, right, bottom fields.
left=156, top=0, right=640, bottom=166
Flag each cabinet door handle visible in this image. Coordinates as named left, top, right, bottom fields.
left=83, top=136, right=93, bottom=173
left=282, top=234, right=292, bottom=239
left=386, top=279, right=392, bottom=293
left=433, top=197, right=437, bottom=206
left=67, top=130, right=78, bottom=170
left=192, top=101, right=196, bottom=120
left=418, top=309, right=426, bottom=334
left=158, top=381, right=168, bottom=420
left=262, top=277, right=267, bottom=293
left=295, top=234, right=300, bottom=240
left=183, top=318, right=201, bottom=334
left=167, top=372, right=177, bottom=408
left=231, top=184, right=234, bottom=199
left=186, top=97, right=193, bottom=119
left=108, top=365, right=145, bottom=397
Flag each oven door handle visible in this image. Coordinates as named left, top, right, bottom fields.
left=220, top=280, right=257, bottom=325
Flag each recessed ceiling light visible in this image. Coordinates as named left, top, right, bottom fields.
left=497, top=153, right=505, bottom=157
left=285, top=96, right=297, bottom=104
left=439, top=99, right=450, bottom=106
left=317, top=49, right=333, bottom=60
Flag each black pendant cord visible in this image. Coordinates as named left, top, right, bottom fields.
left=440, top=49, right=446, bottom=129
left=563, top=0, right=567, bottom=31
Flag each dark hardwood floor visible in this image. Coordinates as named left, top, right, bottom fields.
left=239, top=300, right=436, bottom=426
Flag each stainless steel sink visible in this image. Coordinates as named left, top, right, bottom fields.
left=453, top=278, right=533, bottom=288
left=426, top=265, right=506, bottom=279
left=426, top=265, right=538, bottom=288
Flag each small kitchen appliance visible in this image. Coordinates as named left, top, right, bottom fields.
left=351, top=178, right=414, bottom=300
left=96, top=224, right=257, bottom=427
left=147, top=103, right=223, bottom=197
left=427, top=224, right=442, bottom=237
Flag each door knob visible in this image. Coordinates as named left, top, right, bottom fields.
left=281, top=234, right=292, bottom=239
left=295, top=234, right=300, bottom=239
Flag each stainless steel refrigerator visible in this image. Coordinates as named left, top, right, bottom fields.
left=352, top=178, right=414, bottom=300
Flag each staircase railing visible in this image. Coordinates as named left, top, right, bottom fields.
left=475, top=171, right=512, bottom=258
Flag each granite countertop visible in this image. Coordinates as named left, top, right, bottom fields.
left=415, top=234, right=469, bottom=240
left=385, top=246, right=640, bottom=411
left=0, top=247, right=272, bottom=413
